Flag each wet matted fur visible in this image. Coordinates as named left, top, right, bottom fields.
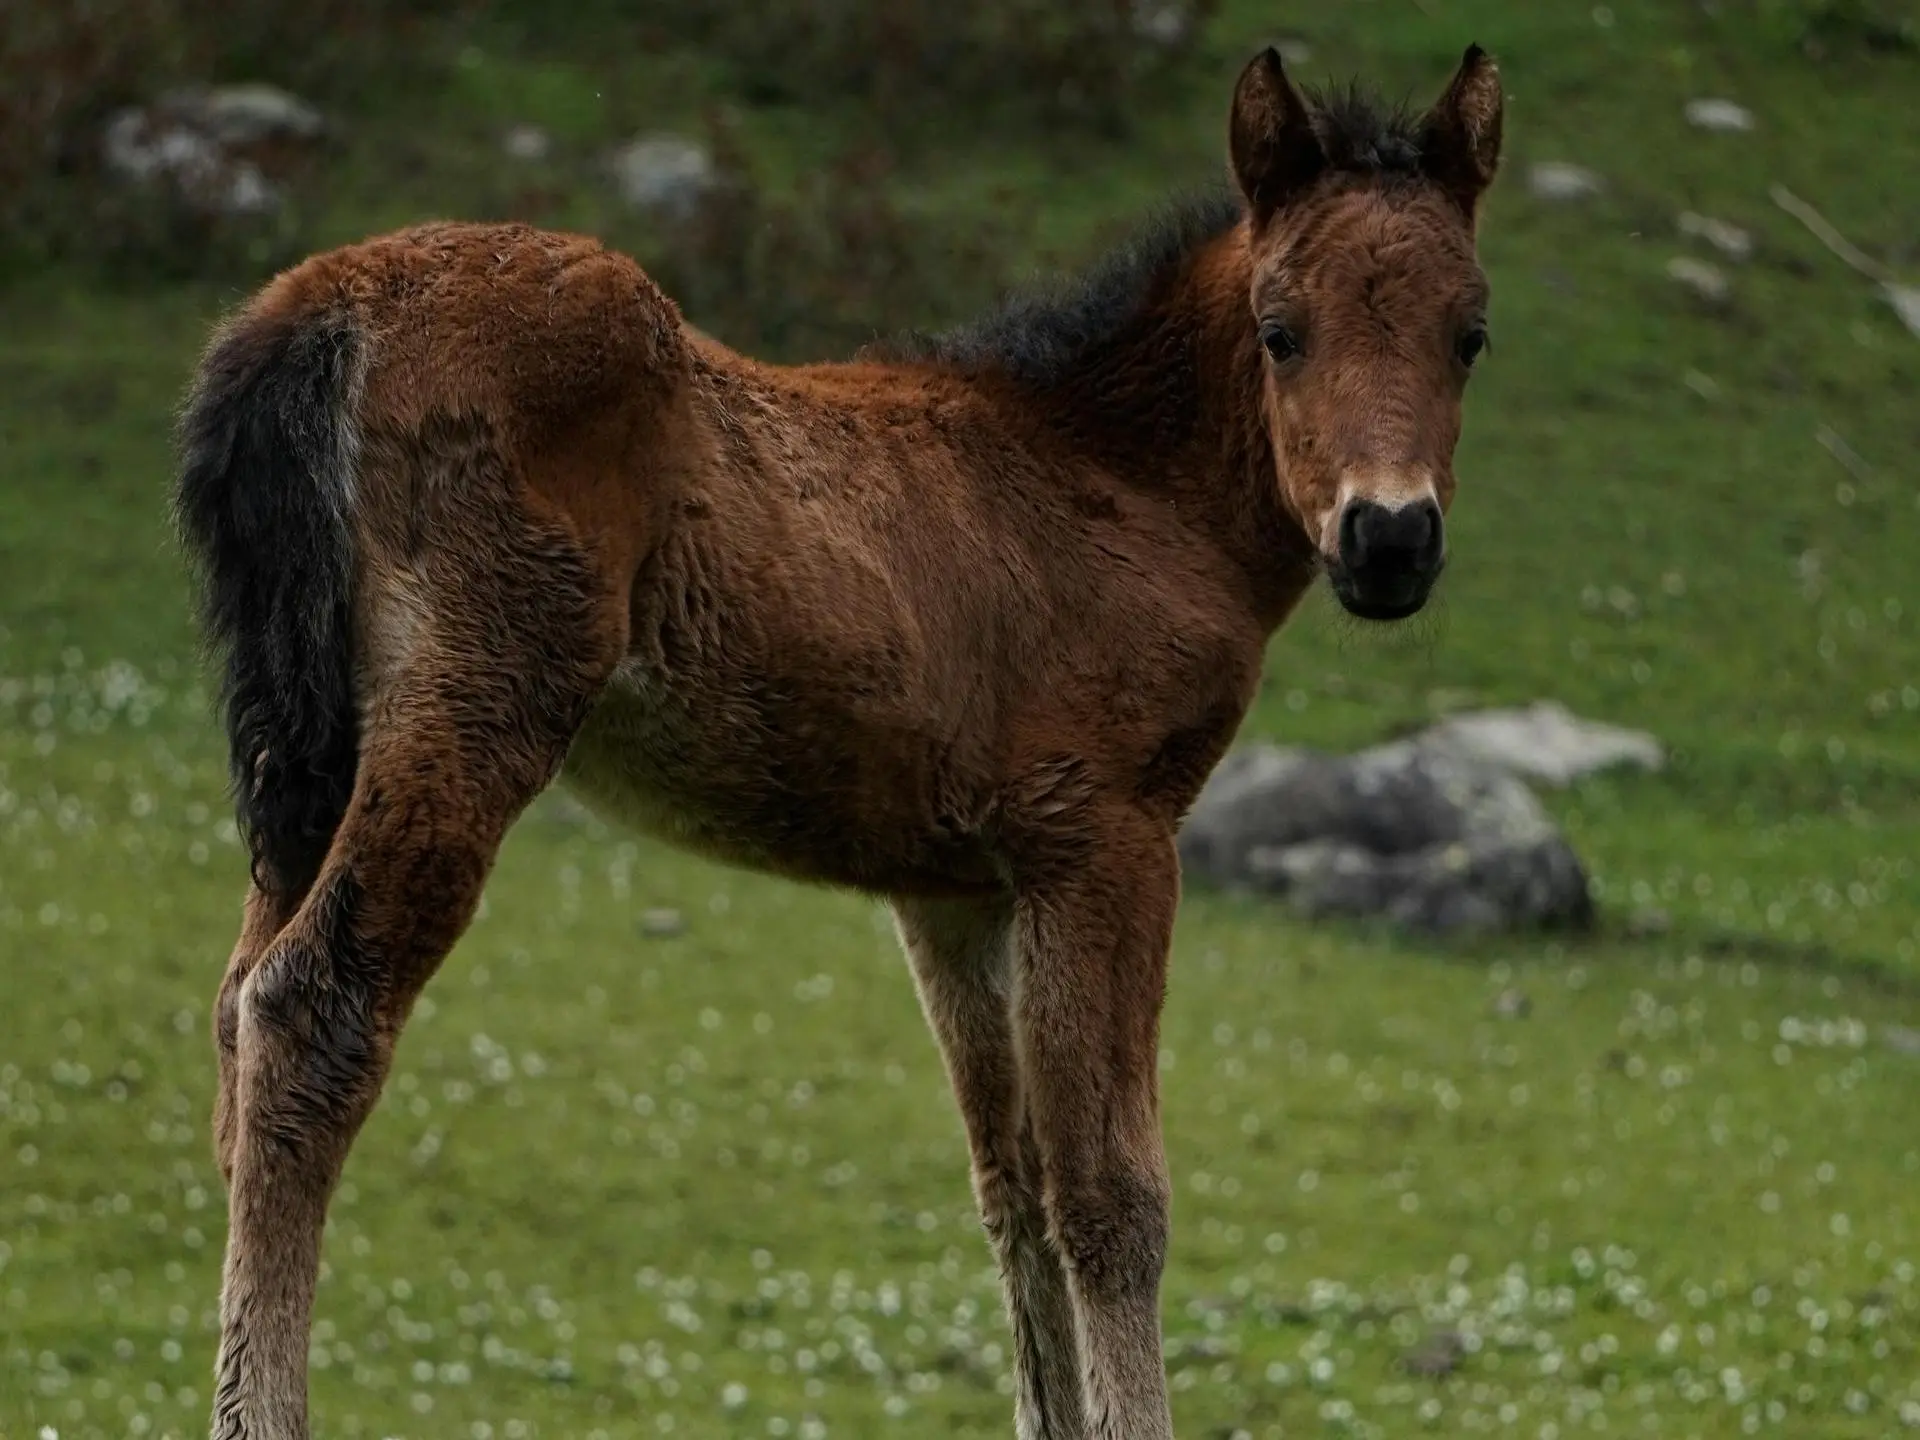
left=177, top=45, right=1503, bottom=1440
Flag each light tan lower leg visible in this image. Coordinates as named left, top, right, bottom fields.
left=897, top=895, right=1089, bottom=1439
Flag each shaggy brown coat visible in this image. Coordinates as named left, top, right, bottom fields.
left=177, top=46, right=1502, bottom=1440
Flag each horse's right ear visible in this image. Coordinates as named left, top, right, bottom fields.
left=1229, top=47, right=1325, bottom=227
left=1420, top=44, right=1504, bottom=220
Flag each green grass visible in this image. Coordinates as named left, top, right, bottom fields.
left=3, top=2, right=1919, bottom=1437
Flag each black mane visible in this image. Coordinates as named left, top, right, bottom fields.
left=865, top=189, right=1243, bottom=387
left=867, top=83, right=1425, bottom=390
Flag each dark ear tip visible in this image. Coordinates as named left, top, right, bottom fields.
left=1260, top=44, right=1286, bottom=75
left=1462, top=42, right=1491, bottom=67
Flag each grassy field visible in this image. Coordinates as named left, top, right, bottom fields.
left=3, top=2, right=1918, bottom=1436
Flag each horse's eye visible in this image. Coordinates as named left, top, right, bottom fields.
left=1260, top=321, right=1303, bottom=364
left=1456, top=326, right=1489, bottom=368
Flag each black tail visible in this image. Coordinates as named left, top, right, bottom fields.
left=175, top=309, right=363, bottom=897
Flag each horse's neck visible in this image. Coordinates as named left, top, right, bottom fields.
left=1078, top=235, right=1316, bottom=627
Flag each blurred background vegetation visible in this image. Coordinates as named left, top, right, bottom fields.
left=2, top=1, right=1918, bottom=1437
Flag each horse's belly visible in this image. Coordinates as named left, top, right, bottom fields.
left=558, top=658, right=999, bottom=896
left=560, top=662, right=778, bottom=870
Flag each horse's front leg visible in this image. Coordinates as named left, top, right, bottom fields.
left=1014, top=815, right=1180, bottom=1439
left=896, top=895, right=1088, bottom=1439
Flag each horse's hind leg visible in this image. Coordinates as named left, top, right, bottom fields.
left=212, top=884, right=305, bottom=1184
left=210, top=566, right=625, bottom=1440
left=896, top=897, right=1088, bottom=1439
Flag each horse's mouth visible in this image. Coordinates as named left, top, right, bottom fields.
left=1324, top=554, right=1444, bottom=622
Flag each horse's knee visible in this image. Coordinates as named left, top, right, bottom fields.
left=212, top=971, right=245, bottom=1182
left=1045, top=1164, right=1170, bottom=1302
left=213, top=883, right=309, bottom=1182
left=973, top=1153, right=1041, bottom=1249
left=235, top=928, right=385, bottom=1152
left=214, top=964, right=245, bottom=1060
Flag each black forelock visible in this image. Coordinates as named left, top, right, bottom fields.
left=1302, top=82, right=1428, bottom=176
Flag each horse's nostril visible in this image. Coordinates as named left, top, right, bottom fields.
left=1337, top=502, right=1369, bottom=567
left=1402, top=500, right=1442, bottom=563
left=1338, top=499, right=1442, bottom=572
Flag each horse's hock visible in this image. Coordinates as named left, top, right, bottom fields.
left=1179, top=702, right=1663, bottom=934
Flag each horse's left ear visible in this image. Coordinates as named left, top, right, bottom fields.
left=1420, top=44, right=1503, bottom=220
left=1229, top=47, right=1326, bottom=228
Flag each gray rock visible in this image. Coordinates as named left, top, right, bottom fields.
left=218, top=164, right=280, bottom=217
left=639, top=907, right=685, bottom=938
left=1130, top=0, right=1195, bottom=47
left=1884, top=284, right=1920, bottom=340
left=1679, top=211, right=1754, bottom=263
left=502, top=123, right=552, bottom=162
left=1418, top=701, right=1664, bottom=786
left=163, top=84, right=326, bottom=146
left=1179, top=703, right=1654, bottom=934
left=1626, top=907, right=1672, bottom=938
left=1527, top=161, right=1604, bottom=203
left=1181, top=737, right=1593, bottom=935
left=1401, top=1330, right=1467, bottom=1378
left=102, top=108, right=222, bottom=186
left=1684, top=98, right=1754, bottom=133
left=607, top=134, right=718, bottom=222
left=1492, top=988, right=1533, bottom=1019
left=1667, top=255, right=1732, bottom=304
left=503, top=124, right=549, bottom=163
left=1882, top=1025, right=1920, bottom=1056
left=99, top=83, right=325, bottom=219
left=102, top=109, right=282, bottom=217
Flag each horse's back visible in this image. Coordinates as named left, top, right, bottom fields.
left=225, top=221, right=700, bottom=580
left=243, top=221, right=689, bottom=453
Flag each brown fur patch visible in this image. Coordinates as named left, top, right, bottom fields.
left=184, top=49, right=1500, bottom=1440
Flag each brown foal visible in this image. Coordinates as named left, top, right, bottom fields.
left=175, top=45, right=1502, bottom=1440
